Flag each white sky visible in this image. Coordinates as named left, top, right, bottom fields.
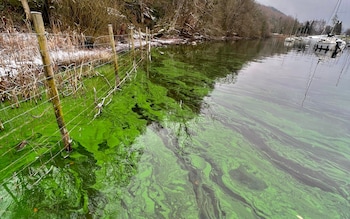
left=255, top=0, right=350, bottom=30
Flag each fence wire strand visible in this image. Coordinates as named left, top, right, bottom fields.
left=0, top=28, right=150, bottom=191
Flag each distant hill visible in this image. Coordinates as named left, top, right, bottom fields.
left=257, top=4, right=298, bottom=34
left=262, top=5, right=286, bottom=16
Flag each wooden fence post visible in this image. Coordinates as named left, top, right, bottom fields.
left=108, top=24, right=120, bottom=88
left=138, top=27, right=143, bottom=57
left=146, top=27, right=151, bottom=61
left=130, top=27, right=135, bottom=58
left=31, top=12, right=72, bottom=151
left=145, top=27, right=148, bottom=57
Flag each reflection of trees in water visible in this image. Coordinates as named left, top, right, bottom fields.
left=150, top=39, right=289, bottom=117
left=169, top=39, right=288, bottom=73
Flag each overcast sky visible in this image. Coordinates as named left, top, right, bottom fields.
left=255, top=0, right=350, bottom=30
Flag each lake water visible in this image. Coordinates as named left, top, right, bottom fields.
left=1, top=39, right=350, bottom=218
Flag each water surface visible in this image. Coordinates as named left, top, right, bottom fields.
left=116, top=40, right=350, bottom=218
left=1, top=39, right=350, bottom=218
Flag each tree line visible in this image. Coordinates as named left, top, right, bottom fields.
left=1, top=0, right=309, bottom=39
left=297, top=18, right=344, bottom=36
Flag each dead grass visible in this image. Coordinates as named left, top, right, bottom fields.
left=0, top=28, right=113, bottom=105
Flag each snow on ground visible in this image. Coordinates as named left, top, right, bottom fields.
left=0, top=49, right=112, bottom=77
left=0, top=31, right=186, bottom=77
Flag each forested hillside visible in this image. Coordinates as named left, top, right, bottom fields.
left=0, top=0, right=296, bottom=39
left=257, top=4, right=298, bottom=35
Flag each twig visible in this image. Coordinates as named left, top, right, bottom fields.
left=28, top=106, right=50, bottom=118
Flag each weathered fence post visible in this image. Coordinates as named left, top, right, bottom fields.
left=108, top=24, right=120, bottom=88
left=138, top=27, right=143, bottom=57
left=145, top=27, right=150, bottom=76
left=146, top=27, right=151, bottom=61
left=31, top=12, right=72, bottom=151
left=130, top=27, right=135, bottom=58
left=145, top=27, right=149, bottom=50
left=130, top=27, right=137, bottom=72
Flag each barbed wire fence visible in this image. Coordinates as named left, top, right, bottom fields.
left=0, top=11, right=152, bottom=201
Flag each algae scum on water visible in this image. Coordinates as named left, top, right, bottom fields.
left=1, top=39, right=350, bottom=218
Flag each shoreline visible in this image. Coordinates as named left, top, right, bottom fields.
left=0, top=30, right=244, bottom=103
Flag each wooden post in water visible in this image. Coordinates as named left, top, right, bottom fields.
left=31, top=12, right=72, bottom=151
left=108, top=24, right=120, bottom=88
